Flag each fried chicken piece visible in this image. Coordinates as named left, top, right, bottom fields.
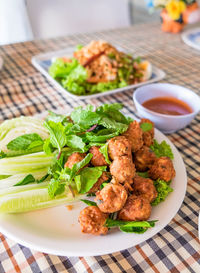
left=95, top=183, right=127, bottom=213
left=107, top=136, right=132, bottom=160
left=133, top=176, right=157, bottom=203
left=122, top=121, right=143, bottom=152
left=88, top=172, right=110, bottom=194
left=148, top=156, right=175, bottom=182
left=110, top=156, right=135, bottom=184
left=133, top=146, right=156, bottom=172
left=118, top=194, right=151, bottom=221
left=64, top=152, right=86, bottom=169
left=74, top=40, right=116, bottom=66
left=140, top=118, right=154, bottom=147
left=89, top=146, right=108, bottom=166
left=86, top=54, right=117, bottom=83
left=78, top=206, right=108, bottom=235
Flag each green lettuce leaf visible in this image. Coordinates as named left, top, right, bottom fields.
left=150, top=140, right=174, bottom=159
left=151, top=179, right=173, bottom=206
left=49, top=58, right=78, bottom=79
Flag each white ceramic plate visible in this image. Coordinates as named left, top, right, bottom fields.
left=0, top=129, right=187, bottom=256
left=32, top=47, right=165, bottom=100
left=182, top=27, right=200, bottom=51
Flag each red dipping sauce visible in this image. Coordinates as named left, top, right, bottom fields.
left=142, top=97, right=193, bottom=116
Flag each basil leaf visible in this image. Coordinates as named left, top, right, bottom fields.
left=81, top=199, right=97, bottom=206
left=150, top=140, right=174, bottom=159
left=140, top=122, right=153, bottom=132
left=7, top=133, right=43, bottom=151
left=14, top=174, right=35, bottom=186
left=48, top=179, right=65, bottom=198
left=78, top=166, right=106, bottom=194
left=99, top=143, right=111, bottom=164
left=70, top=153, right=93, bottom=180
left=44, top=121, right=66, bottom=153
left=66, top=135, right=86, bottom=151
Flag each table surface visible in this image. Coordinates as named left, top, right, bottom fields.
left=0, top=22, right=200, bottom=273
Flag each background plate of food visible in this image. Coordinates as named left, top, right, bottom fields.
left=0, top=104, right=186, bottom=256
left=32, top=41, right=165, bottom=99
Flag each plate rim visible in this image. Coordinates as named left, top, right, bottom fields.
left=181, top=27, right=200, bottom=51
left=31, top=46, right=166, bottom=100
left=0, top=127, right=187, bottom=256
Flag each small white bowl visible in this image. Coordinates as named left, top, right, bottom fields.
left=133, top=83, right=200, bottom=134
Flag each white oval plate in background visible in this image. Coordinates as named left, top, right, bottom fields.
left=182, top=27, right=200, bottom=51
left=31, top=47, right=165, bottom=100
left=0, top=128, right=187, bottom=256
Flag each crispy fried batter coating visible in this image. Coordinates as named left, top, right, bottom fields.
left=133, top=176, right=157, bottom=203
left=73, top=40, right=116, bottom=66
left=107, top=136, right=132, bottom=160
left=133, top=146, right=156, bottom=172
left=95, top=183, right=128, bottom=213
left=64, top=152, right=86, bottom=169
left=140, top=118, right=154, bottom=147
left=148, top=156, right=175, bottom=182
left=122, top=121, right=143, bottom=152
left=88, top=172, right=110, bottom=194
left=118, top=194, right=151, bottom=221
left=86, top=54, right=118, bottom=83
left=110, top=156, right=135, bottom=183
left=89, top=146, right=108, bottom=166
left=78, top=206, right=108, bottom=235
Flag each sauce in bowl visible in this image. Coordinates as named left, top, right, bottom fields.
left=142, top=96, right=193, bottom=116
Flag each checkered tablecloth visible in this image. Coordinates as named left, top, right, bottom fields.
left=0, top=22, right=200, bottom=273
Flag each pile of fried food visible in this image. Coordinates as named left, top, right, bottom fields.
left=49, top=40, right=152, bottom=95
left=74, top=40, right=150, bottom=84
left=63, top=118, right=175, bottom=236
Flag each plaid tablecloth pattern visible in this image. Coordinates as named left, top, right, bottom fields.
left=0, top=23, right=200, bottom=273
